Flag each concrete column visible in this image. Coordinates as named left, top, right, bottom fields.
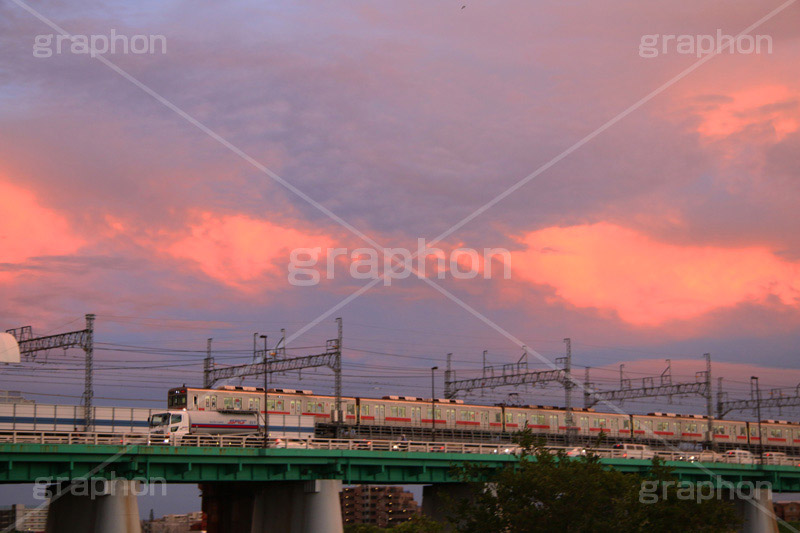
left=45, top=480, right=141, bottom=533
left=734, top=487, right=779, bottom=533
left=301, top=480, right=343, bottom=533
left=422, top=483, right=473, bottom=532
left=204, top=480, right=343, bottom=533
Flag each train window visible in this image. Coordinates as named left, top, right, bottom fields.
left=771, top=429, right=783, bottom=438
left=223, top=397, right=233, bottom=409
left=254, top=399, right=260, bottom=411
left=740, top=426, right=747, bottom=436
left=657, top=422, right=668, bottom=432
left=495, top=413, right=501, bottom=423
left=597, top=418, right=606, bottom=428
left=211, top=396, right=217, bottom=409
left=623, top=419, right=629, bottom=429
left=205, top=397, right=210, bottom=408
left=361, top=405, right=370, bottom=416
left=276, top=400, right=284, bottom=411
left=399, top=407, right=406, bottom=417
left=505, top=413, right=513, bottom=423
left=713, top=425, right=726, bottom=435
left=347, top=404, right=355, bottom=415
left=435, top=408, right=441, bottom=419
left=750, top=427, right=758, bottom=436
left=248, top=399, right=254, bottom=410
left=518, top=414, right=525, bottom=423
left=317, top=402, right=324, bottom=413
left=391, top=406, right=398, bottom=417
left=687, top=423, right=696, bottom=433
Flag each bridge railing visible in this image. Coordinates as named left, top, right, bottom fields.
left=1, top=431, right=800, bottom=465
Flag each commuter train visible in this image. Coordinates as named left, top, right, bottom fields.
left=168, top=386, right=800, bottom=451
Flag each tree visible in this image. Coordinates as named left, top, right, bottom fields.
left=343, top=515, right=443, bottom=533
left=449, top=433, right=741, bottom=533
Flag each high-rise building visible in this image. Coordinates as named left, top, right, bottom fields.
left=340, top=485, right=420, bottom=527
left=142, top=511, right=205, bottom=533
left=0, top=504, right=48, bottom=532
left=0, top=391, right=34, bottom=404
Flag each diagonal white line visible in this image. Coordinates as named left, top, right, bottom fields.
left=6, top=0, right=387, bottom=255
left=418, top=274, right=796, bottom=531
left=9, top=0, right=797, bottom=526
left=279, top=0, right=799, bottom=353
left=2, top=441, right=143, bottom=533
left=426, top=0, right=798, bottom=248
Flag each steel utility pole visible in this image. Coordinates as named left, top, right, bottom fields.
left=704, top=353, right=714, bottom=450
left=7, top=313, right=96, bottom=430
left=203, top=338, right=213, bottom=388
left=559, top=338, right=574, bottom=444
left=83, top=314, right=94, bottom=430
left=752, top=376, right=764, bottom=465
left=431, top=366, right=438, bottom=441
left=335, top=318, right=343, bottom=425
left=261, top=335, right=268, bottom=448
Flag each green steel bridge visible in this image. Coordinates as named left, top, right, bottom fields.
left=2, top=441, right=800, bottom=491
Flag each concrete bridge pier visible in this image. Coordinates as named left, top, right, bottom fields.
left=45, top=479, right=141, bottom=533
left=733, top=487, right=779, bottom=533
left=203, top=480, right=343, bottom=533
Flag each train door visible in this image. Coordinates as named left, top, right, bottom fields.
left=377, top=404, right=385, bottom=424
left=447, top=408, right=455, bottom=429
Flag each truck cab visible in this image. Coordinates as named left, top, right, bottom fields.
left=148, top=411, right=189, bottom=444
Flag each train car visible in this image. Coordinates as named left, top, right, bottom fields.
left=760, top=419, right=794, bottom=448
left=0, top=403, right=155, bottom=433
left=170, top=386, right=358, bottom=423
left=578, top=408, right=628, bottom=440
left=147, top=410, right=315, bottom=443
left=628, top=413, right=707, bottom=443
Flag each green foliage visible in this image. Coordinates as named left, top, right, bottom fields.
left=344, top=515, right=443, bottom=533
left=448, top=431, right=741, bottom=533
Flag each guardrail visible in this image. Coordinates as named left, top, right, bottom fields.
left=1, top=431, right=799, bottom=465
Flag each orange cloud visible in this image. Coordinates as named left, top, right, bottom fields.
left=695, top=85, right=799, bottom=140
left=167, top=212, right=334, bottom=289
left=511, top=223, right=800, bottom=326
left=0, top=180, right=85, bottom=282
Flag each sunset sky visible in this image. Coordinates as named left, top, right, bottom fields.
left=1, top=0, right=800, bottom=427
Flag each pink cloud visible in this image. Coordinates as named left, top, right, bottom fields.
left=511, top=223, right=800, bottom=326
left=166, top=212, right=335, bottom=290
left=0, top=179, right=85, bottom=282
left=694, top=85, right=799, bottom=141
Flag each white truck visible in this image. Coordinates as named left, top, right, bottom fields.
left=148, top=410, right=315, bottom=445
